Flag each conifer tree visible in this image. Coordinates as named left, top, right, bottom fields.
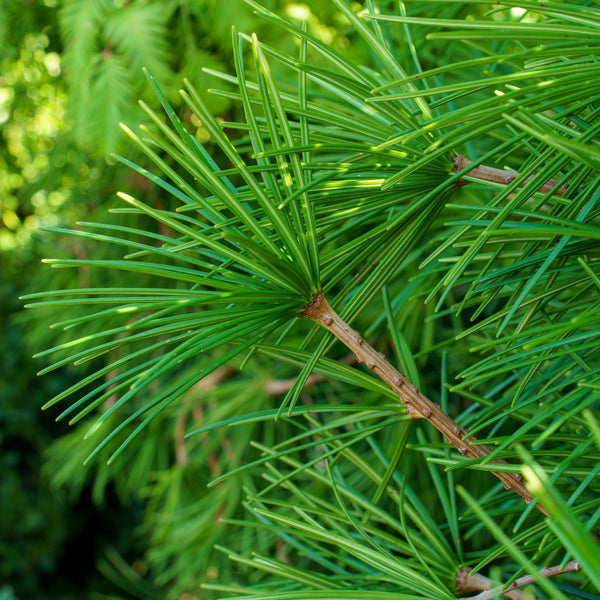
left=26, top=1, right=600, bottom=597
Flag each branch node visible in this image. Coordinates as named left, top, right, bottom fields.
left=301, top=289, right=325, bottom=319
left=452, top=152, right=469, bottom=173
left=406, top=406, right=421, bottom=419
left=452, top=153, right=471, bottom=188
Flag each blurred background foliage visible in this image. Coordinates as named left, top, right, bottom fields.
left=0, top=1, right=371, bottom=598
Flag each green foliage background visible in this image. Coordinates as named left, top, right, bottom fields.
left=3, top=1, right=600, bottom=600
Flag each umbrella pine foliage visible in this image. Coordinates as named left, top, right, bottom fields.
left=25, top=1, right=600, bottom=598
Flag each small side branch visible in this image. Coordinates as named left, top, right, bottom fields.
left=266, top=355, right=355, bottom=396
left=453, top=153, right=568, bottom=196
left=302, top=290, right=547, bottom=515
left=457, top=561, right=581, bottom=600
left=176, top=365, right=235, bottom=465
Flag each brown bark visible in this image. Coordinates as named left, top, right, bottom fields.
left=176, top=365, right=236, bottom=465
left=457, top=561, right=581, bottom=600
left=453, top=153, right=568, bottom=196
left=265, top=354, right=355, bottom=396
left=302, top=290, right=548, bottom=515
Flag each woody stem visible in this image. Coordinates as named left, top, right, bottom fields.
left=457, top=560, right=581, bottom=600
left=302, top=290, right=547, bottom=516
left=453, top=153, right=568, bottom=195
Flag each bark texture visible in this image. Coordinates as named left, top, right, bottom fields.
left=453, top=153, right=568, bottom=195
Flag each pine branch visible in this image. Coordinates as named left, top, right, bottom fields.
left=265, top=372, right=326, bottom=396
left=457, top=561, right=581, bottom=600
left=302, top=290, right=548, bottom=515
left=265, top=354, right=356, bottom=396
left=175, top=365, right=235, bottom=465
left=453, top=153, right=568, bottom=195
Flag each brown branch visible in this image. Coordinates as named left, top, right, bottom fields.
left=457, top=570, right=531, bottom=600
left=175, top=365, right=236, bottom=465
left=265, top=354, right=356, bottom=396
left=453, top=153, right=568, bottom=196
left=266, top=372, right=327, bottom=396
left=175, top=409, right=190, bottom=466
left=457, top=561, right=581, bottom=600
left=302, top=290, right=548, bottom=515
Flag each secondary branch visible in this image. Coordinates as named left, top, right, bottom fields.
left=453, top=153, right=568, bottom=196
left=457, top=561, right=581, bottom=600
left=302, top=290, right=548, bottom=515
